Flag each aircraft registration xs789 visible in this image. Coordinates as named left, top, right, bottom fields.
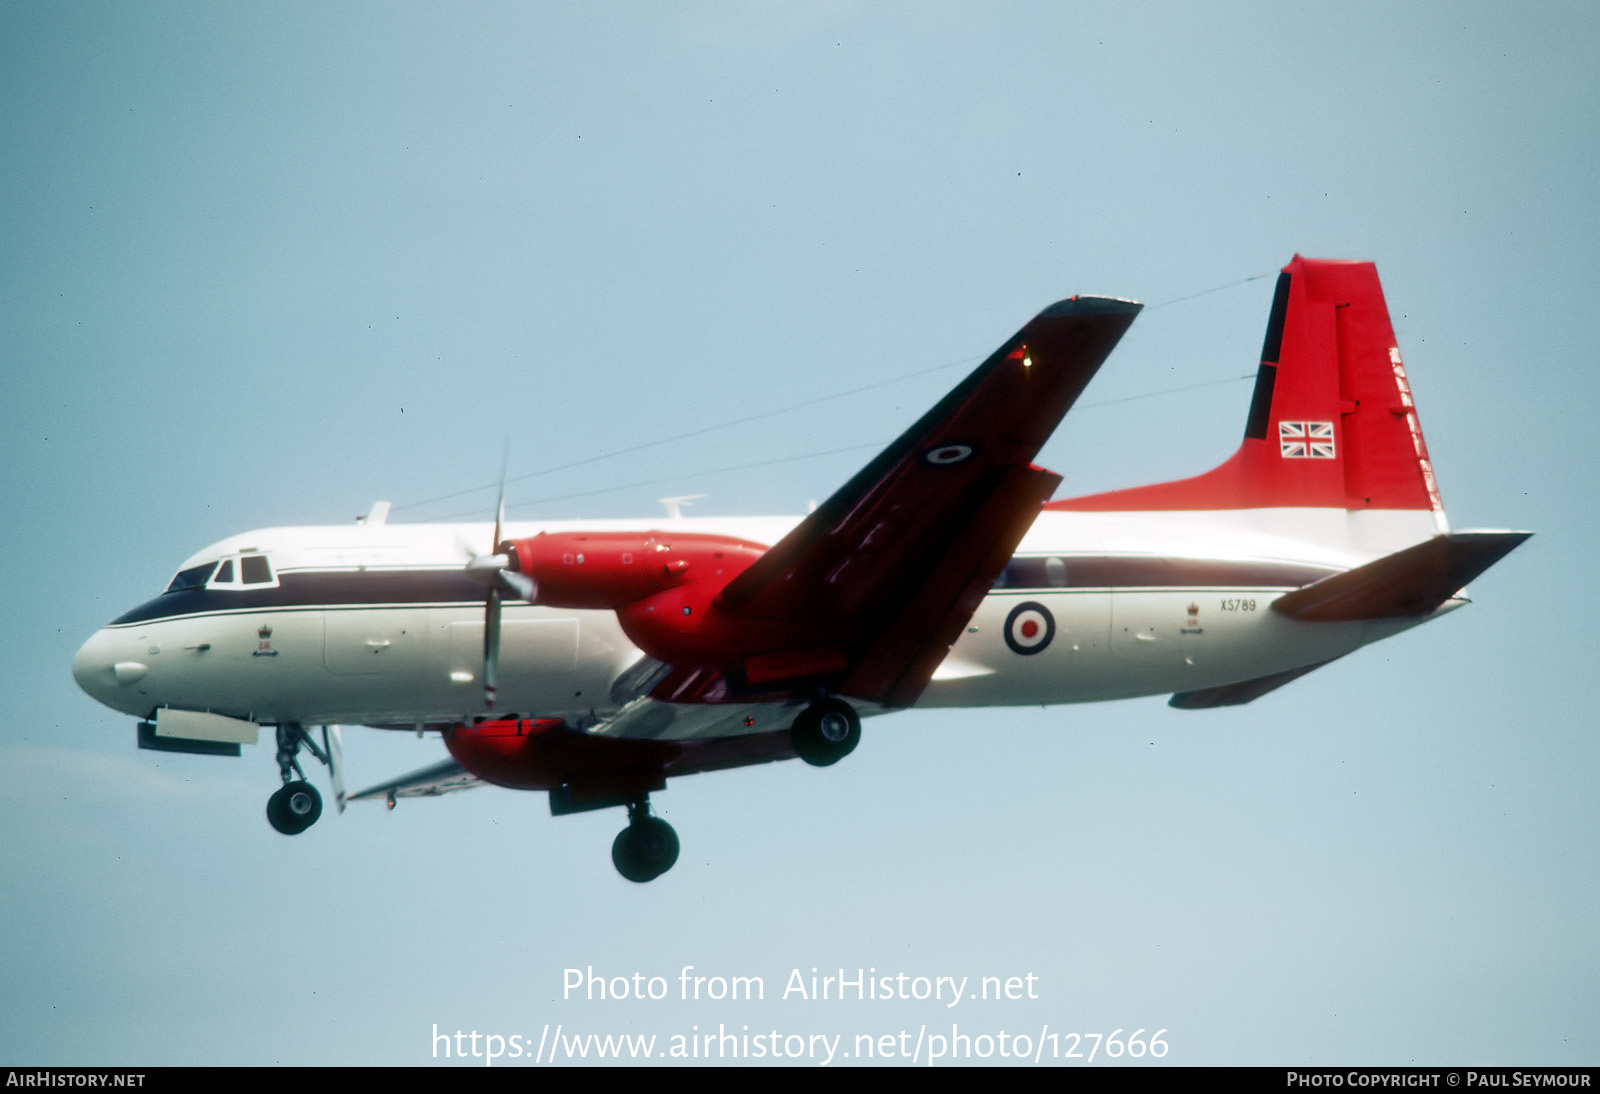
left=73, top=257, right=1529, bottom=881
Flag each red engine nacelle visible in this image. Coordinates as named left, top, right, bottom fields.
left=502, top=530, right=845, bottom=681
left=443, top=717, right=680, bottom=795
left=504, top=530, right=765, bottom=610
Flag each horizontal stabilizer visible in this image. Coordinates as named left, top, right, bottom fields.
left=348, top=759, right=483, bottom=803
left=1169, top=659, right=1336, bottom=709
left=1272, top=531, right=1531, bottom=622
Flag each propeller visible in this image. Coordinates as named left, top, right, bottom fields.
left=462, top=461, right=537, bottom=708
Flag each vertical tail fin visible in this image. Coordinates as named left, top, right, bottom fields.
left=1050, top=256, right=1446, bottom=520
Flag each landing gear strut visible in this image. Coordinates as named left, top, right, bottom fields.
left=611, top=798, right=679, bottom=883
left=266, top=723, right=324, bottom=835
left=790, top=698, right=861, bottom=767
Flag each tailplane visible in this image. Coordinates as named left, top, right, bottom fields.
left=1165, top=529, right=1530, bottom=709
left=1270, top=531, right=1531, bottom=622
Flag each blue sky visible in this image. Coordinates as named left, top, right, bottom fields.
left=2, top=1, right=1594, bottom=1066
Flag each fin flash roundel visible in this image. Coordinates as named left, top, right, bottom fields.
left=1004, top=602, right=1056, bottom=655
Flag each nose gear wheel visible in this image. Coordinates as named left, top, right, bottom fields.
left=267, top=780, right=323, bottom=834
left=265, top=723, right=329, bottom=835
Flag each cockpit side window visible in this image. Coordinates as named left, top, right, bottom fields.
left=240, top=554, right=273, bottom=585
left=212, top=559, right=236, bottom=585
left=165, top=562, right=217, bottom=593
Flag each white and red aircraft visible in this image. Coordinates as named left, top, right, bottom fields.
left=72, top=256, right=1528, bottom=881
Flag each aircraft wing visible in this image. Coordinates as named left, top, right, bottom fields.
left=717, top=296, right=1142, bottom=707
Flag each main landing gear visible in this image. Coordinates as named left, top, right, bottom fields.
left=789, top=697, right=861, bottom=767
left=612, top=798, right=679, bottom=884
left=266, top=723, right=325, bottom=835
left=596, top=697, right=859, bottom=881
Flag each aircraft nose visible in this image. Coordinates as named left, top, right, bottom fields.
left=73, top=629, right=149, bottom=715
left=73, top=630, right=114, bottom=702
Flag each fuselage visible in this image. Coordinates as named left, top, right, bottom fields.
left=72, top=508, right=1447, bottom=732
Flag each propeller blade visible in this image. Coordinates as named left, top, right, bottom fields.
left=497, top=570, right=536, bottom=601
left=471, top=447, right=517, bottom=710
left=483, top=589, right=501, bottom=708
left=492, top=445, right=507, bottom=554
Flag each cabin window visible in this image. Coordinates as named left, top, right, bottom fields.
left=995, top=556, right=1073, bottom=590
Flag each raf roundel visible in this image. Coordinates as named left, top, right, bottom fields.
left=1003, top=601, right=1056, bottom=656
left=922, top=443, right=974, bottom=466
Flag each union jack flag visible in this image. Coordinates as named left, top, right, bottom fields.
left=1279, top=420, right=1336, bottom=459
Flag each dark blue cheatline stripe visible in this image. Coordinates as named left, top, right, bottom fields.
left=106, top=556, right=1345, bottom=626
left=108, top=569, right=485, bottom=625
left=994, top=555, right=1339, bottom=591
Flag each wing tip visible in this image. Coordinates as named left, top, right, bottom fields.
left=1039, top=295, right=1144, bottom=318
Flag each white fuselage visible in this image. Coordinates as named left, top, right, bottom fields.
left=73, top=507, right=1448, bottom=735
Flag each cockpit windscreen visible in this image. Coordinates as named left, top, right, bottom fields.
left=164, top=562, right=217, bottom=593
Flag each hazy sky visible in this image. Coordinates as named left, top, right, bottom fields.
left=3, top=1, right=1594, bottom=1066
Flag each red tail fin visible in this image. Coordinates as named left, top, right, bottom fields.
left=1049, top=256, right=1444, bottom=514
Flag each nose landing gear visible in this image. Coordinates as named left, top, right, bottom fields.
left=265, top=723, right=328, bottom=835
